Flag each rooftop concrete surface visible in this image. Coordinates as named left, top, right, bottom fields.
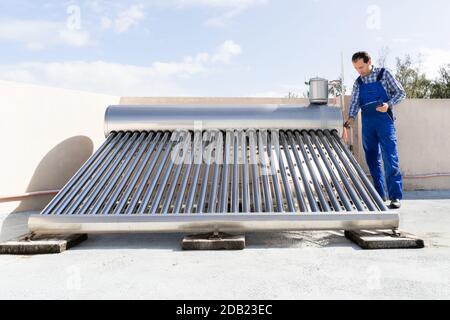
left=1, top=190, right=449, bottom=300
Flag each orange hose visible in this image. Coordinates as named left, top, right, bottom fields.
left=0, top=190, right=59, bottom=203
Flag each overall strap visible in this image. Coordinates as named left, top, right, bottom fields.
left=377, top=68, right=385, bottom=81
left=357, top=76, right=363, bottom=85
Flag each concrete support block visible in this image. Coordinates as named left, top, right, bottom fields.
left=182, top=232, right=245, bottom=250
left=0, top=233, right=87, bottom=255
left=345, top=230, right=424, bottom=249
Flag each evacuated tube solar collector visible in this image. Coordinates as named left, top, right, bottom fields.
left=29, top=85, right=399, bottom=234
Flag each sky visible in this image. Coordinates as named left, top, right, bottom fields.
left=0, top=0, right=449, bottom=97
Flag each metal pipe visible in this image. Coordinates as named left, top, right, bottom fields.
left=273, top=131, right=295, bottom=212
left=208, top=131, right=223, bottom=213
left=324, top=130, right=377, bottom=211
left=231, top=131, right=239, bottom=213
left=218, top=130, right=231, bottom=213
left=248, top=130, right=261, bottom=212
left=309, top=131, right=353, bottom=211
left=113, top=132, right=159, bottom=214
left=41, top=133, right=117, bottom=215
left=173, top=131, right=201, bottom=214
left=286, top=131, right=319, bottom=212
left=403, top=173, right=450, bottom=179
left=66, top=132, right=130, bottom=215
left=330, top=130, right=388, bottom=211
left=268, top=131, right=284, bottom=212
left=51, top=133, right=122, bottom=214
left=258, top=131, right=273, bottom=212
left=126, top=132, right=170, bottom=214
left=241, top=131, right=250, bottom=213
left=279, top=132, right=307, bottom=212
left=0, top=190, right=60, bottom=203
left=197, top=131, right=214, bottom=213
left=316, top=131, right=365, bottom=211
left=185, top=131, right=207, bottom=213
left=161, top=131, right=192, bottom=214
left=298, top=131, right=332, bottom=212
left=301, top=131, right=341, bottom=211
left=86, top=132, right=143, bottom=214
left=150, top=131, right=185, bottom=214
left=100, top=132, right=153, bottom=214
left=139, top=131, right=180, bottom=214
left=71, top=131, right=136, bottom=214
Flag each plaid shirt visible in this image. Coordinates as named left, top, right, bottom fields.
left=348, top=66, right=406, bottom=119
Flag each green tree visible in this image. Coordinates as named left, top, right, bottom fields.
left=377, top=46, right=390, bottom=68
left=395, top=55, right=431, bottom=98
left=430, top=64, right=450, bottom=98
left=329, top=77, right=346, bottom=97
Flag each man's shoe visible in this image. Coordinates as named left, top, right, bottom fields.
left=390, top=199, right=401, bottom=209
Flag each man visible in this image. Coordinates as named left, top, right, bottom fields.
left=344, top=51, right=406, bottom=209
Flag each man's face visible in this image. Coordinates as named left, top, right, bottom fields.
left=352, top=58, right=372, bottom=77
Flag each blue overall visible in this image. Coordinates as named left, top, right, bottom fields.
left=358, top=68, right=403, bottom=200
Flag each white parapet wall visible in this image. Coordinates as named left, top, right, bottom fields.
left=395, top=99, right=450, bottom=190
left=0, top=80, right=119, bottom=214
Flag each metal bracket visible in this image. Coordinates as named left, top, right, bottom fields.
left=392, top=228, right=401, bottom=237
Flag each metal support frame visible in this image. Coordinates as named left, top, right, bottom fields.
left=29, top=212, right=399, bottom=234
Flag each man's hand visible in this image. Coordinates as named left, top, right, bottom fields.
left=376, top=103, right=389, bottom=113
left=343, top=118, right=354, bottom=144
left=344, top=117, right=354, bottom=128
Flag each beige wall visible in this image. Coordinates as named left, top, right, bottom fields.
left=393, top=99, right=450, bottom=190
left=0, top=80, right=119, bottom=213
left=0, top=80, right=449, bottom=214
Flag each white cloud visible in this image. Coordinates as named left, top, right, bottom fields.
left=174, top=0, right=268, bottom=27
left=392, top=38, right=410, bottom=44
left=147, top=40, right=241, bottom=77
left=175, top=0, right=267, bottom=8
left=150, top=55, right=208, bottom=78
left=245, top=81, right=311, bottom=98
left=99, top=4, right=146, bottom=33
left=100, top=16, right=113, bottom=29
left=247, top=83, right=307, bottom=98
left=25, top=42, right=46, bottom=51
left=0, top=40, right=242, bottom=96
left=211, top=40, right=242, bottom=64
left=86, top=0, right=266, bottom=32
left=59, top=28, right=91, bottom=47
left=204, top=13, right=238, bottom=27
left=0, top=19, right=90, bottom=50
left=114, top=5, right=145, bottom=33
left=0, top=61, right=181, bottom=96
left=0, top=4, right=143, bottom=49
left=85, top=0, right=110, bottom=13
left=419, top=48, right=450, bottom=78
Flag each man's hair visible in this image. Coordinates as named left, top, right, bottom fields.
left=352, top=51, right=371, bottom=63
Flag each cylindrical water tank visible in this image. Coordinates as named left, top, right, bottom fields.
left=104, top=105, right=344, bottom=137
left=308, top=78, right=329, bottom=105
